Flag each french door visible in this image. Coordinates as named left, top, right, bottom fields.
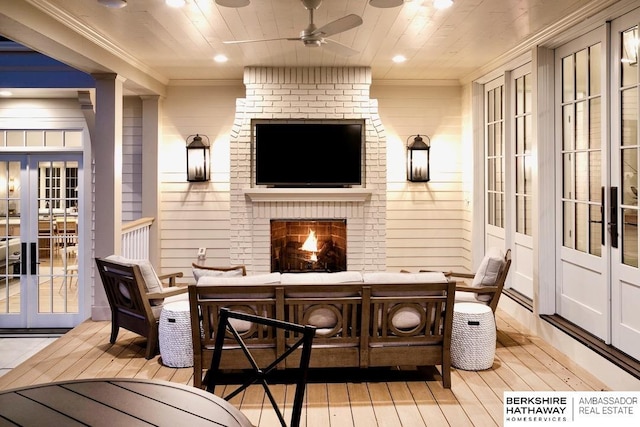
left=611, top=14, right=640, bottom=359
left=0, top=154, right=84, bottom=329
left=555, top=14, right=640, bottom=362
left=555, top=28, right=609, bottom=341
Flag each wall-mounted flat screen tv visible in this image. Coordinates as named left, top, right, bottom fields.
left=254, top=120, right=364, bottom=187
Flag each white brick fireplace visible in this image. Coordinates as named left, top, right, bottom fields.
left=229, top=67, right=387, bottom=273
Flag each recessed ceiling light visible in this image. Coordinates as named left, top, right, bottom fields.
left=214, top=54, right=228, bottom=63
left=433, top=0, right=453, bottom=10
left=392, top=55, right=407, bottom=63
left=166, top=0, right=186, bottom=7
left=98, top=0, right=127, bottom=9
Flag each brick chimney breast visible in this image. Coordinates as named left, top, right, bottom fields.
left=230, top=67, right=386, bottom=273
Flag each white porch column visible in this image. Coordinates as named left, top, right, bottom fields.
left=92, top=73, right=124, bottom=320
left=141, top=95, right=162, bottom=267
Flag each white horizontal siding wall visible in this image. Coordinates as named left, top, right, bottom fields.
left=149, top=79, right=467, bottom=280
left=122, top=97, right=142, bottom=222
left=371, top=84, right=468, bottom=272
left=159, top=84, right=246, bottom=281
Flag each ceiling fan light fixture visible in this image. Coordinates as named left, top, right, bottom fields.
left=215, top=0, right=250, bottom=7
left=98, top=0, right=127, bottom=8
left=304, top=39, right=322, bottom=48
left=369, top=0, right=403, bottom=8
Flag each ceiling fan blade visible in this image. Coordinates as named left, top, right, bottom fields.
left=369, top=0, right=403, bottom=8
left=322, top=39, right=360, bottom=57
left=314, top=14, right=363, bottom=38
left=223, top=37, right=299, bottom=44
left=215, top=0, right=250, bottom=7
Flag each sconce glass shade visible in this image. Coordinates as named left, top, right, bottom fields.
left=407, top=134, right=430, bottom=182
left=186, top=134, right=210, bottom=182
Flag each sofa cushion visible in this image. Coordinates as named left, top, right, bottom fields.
left=472, top=247, right=505, bottom=302
left=197, top=272, right=281, bottom=299
left=280, top=271, right=363, bottom=284
left=363, top=271, right=447, bottom=296
left=281, top=272, right=362, bottom=329
left=192, top=263, right=245, bottom=283
left=362, top=271, right=446, bottom=284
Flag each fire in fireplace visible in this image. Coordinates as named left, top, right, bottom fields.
left=271, top=219, right=347, bottom=273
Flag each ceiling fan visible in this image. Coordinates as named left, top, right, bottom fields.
left=222, top=0, right=364, bottom=57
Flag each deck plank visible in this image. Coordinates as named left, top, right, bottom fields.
left=0, top=309, right=612, bottom=426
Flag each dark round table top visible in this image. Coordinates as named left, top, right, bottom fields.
left=0, top=377, right=253, bottom=426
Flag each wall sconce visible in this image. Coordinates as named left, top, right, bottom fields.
left=407, top=134, right=431, bottom=182
left=186, top=134, right=210, bottom=182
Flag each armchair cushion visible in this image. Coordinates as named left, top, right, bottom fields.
left=192, top=263, right=246, bottom=282
left=471, top=247, right=505, bottom=302
left=105, top=255, right=164, bottom=304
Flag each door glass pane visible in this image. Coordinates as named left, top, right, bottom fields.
left=576, top=100, right=588, bottom=150
left=590, top=204, right=602, bottom=257
left=622, top=26, right=639, bottom=88
left=576, top=202, right=587, bottom=252
left=563, top=105, right=574, bottom=150
left=563, top=55, right=574, bottom=102
left=622, top=208, right=638, bottom=267
left=621, top=87, right=637, bottom=147
left=622, top=148, right=638, bottom=206
left=589, top=152, right=601, bottom=202
left=563, top=153, right=574, bottom=198
left=590, top=98, right=601, bottom=149
left=576, top=49, right=588, bottom=99
left=575, top=152, right=588, bottom=200
left=37, top=161, right=79, bottom=314
left=564, top=201, right=574, bottom=249
left=0, top=161, right=21, bottom=314
left=589, top=43, right=601, bottom=96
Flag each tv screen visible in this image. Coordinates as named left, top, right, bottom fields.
left=254, top=121, right=363, bottom=187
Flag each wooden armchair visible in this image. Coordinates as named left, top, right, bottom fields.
left=445, top=249, right=511, bottom=313
left=95, top=257, right=186, bottom=359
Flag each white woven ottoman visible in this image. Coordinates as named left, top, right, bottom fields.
left=450, top=302, right=496, bottom=371
left=159, top=300, right=193, bottom=368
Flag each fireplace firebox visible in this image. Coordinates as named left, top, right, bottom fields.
left=271, top=219, right=346, bottom=273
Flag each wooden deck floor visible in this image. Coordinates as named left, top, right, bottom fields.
left=0, top=310, right=608, bottom=427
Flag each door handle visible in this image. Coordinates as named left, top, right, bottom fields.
left=21, top=242, right=27, bottom=275
left=30, top=242, right=37, bottom=275
left=609, top=187, right=618, bottom=248
left=601, top=187, right=605, bottom=246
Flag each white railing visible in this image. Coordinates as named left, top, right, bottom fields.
left=121, top=217, right=154, bottom=259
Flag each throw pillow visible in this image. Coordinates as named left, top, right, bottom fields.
left=471, top=247, right=505, bottom=302
left=192, top=263, right=246, bottom=283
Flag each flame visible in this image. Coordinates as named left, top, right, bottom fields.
left=300, top=229, right=318, bottom=262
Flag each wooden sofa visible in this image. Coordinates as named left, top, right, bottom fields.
left=188, top=272, right=456, bottom=389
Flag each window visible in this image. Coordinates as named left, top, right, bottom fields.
left=487, top=84, right=505, bottom=228
left=515, top=73, right=533, bottom=235
left=561, top=43, right=603, bottom=256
